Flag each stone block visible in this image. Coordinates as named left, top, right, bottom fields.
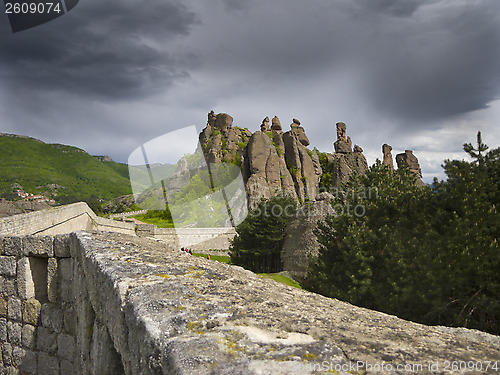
left=57, top=334, right=75, bottom=361
left=37, top=352, right=59, bottom=375
left=22, top=299, right=41, bottom=325
left=0, top=256, right=16, bottom=277
left=47, top=258, right=58, bottom=303
left=59, top=259, right=74, bottom=303
left=36, top=327, right=57, bottom=354
left=23, top=236, right=54, bottom=257
left=4, top=367, right=19, bottom=375
left=60, top=359, right=74, bottom=375
left=63, top=306, right=76, bottom=335
left=41, top=303, right=63, bottom=332
left=0, top=235, right=4, bottom=255
left=2, top=342, right=13, bottom=366
left=54, top=235, right=71, bottom=258
left=7, top=321, right=22, bottom=346
left=0, top=318, right=7, bottom=341
left=11, top=345, right=25, bottom=368
left=7, top=297, right=22, bottom=321
left=21, top=324, right=37, bottom=350
left=16, top=258, right=35, bottom=300
left=1, top=277, right=16, bottom=297
left=3, top=237, right=23, bottom=257
left=18, top=349, right=37, bottom=374
left=58, top=258, right=73, bottom=281
left=0, top=296, right=7, bottom=317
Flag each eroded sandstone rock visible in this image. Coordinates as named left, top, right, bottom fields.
left=382, top=143, right=394, bottom=171
left=396, top=150, right=425, bottom=186
left=281, top=193, right=336, bottom=282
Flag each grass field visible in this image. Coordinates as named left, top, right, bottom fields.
left=192, top=253, right=302, bottom=289
left=258, top=273, right=302, bottom=289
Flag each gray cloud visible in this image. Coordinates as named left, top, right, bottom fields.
left=354, top=0, right=436, bottom=17
left=0, top=0, right=200, bottom=101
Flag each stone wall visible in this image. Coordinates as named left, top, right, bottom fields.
left=1, top=206, right=499, bottom=374
left=0, top=231, right=499, bottom=374
left=153, top=227, right=237, bottom=251
left=0, top=203, right=236, bottom=251
left=0, top=235, right=79, bottom=374
left=0, top=203, right=135, bottom=237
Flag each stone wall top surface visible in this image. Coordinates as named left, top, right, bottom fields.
left=76, top=231, right=500, bottom=374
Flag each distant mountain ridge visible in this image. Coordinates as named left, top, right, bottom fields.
left=0, top=132, right=132, bottom=203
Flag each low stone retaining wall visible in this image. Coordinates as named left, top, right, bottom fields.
left=153, top=227, right=237, bottom=251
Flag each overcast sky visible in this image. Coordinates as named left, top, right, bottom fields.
left=1, top=0, right=499, bottom=182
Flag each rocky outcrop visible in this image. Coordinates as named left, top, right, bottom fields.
left=282, top=124, right=320, bottom=203
left=243, top=130, right=297, bottom=208
left=396, top=150, right=425, bottom=186
left=382, top=143, right=394, bottom=171
left=198, top=113, right=424, bottom=208
left=199, top=112, right=322, bottom=208
left=260, top=116, right=270, bottom=132
left=281, top=192, right=336, bottom=282
left=324, top=122, right=369, bottom=189
left=199, top=111, right=251, bottom=165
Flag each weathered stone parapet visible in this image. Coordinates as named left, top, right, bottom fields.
left=5, top=231, right=497, bottom=374
left=71, top=232, right=499, bottom=374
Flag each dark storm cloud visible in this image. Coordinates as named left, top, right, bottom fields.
left=355, top=0, right=435, bottom=17
left=221, top=0, right=253, bottom=13
left=0, top=0, right=200, bottom=101
left=358, top=1, right=500, bottom=123
left=196, top=0, right=500, bottom=127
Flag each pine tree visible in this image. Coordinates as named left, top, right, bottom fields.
left=305, top=134, right=499, bottom=334
left=230, top=195, right=296, bottom=273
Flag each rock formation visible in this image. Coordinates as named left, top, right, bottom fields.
left=281, top=192, right=336, bottom=282
left=382, top=143, right=394, bottom=171
left=199, top=111, right=252, bottom=165
left=270, top=116, right=282, bottom=132
left=199, top=112, right=323, bottom=208
left=198, top=112, right=423, bottom=209
left=260, top=116, right=270, bottom=132
left=323, top=122, right=369, bottom=189
left=396, top=150, right=425, bottom=186
left=243, top=129, right=297, bottom=208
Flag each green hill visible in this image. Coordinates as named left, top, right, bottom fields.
left=0, top=133, right=132, bottom=203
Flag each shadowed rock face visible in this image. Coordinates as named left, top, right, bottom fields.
left=396, top=150, right=425, bottom=186
left=326, top=122, right=369, bottom=189
left=281, top=192, right=336, bottom=282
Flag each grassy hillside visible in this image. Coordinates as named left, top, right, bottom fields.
left=0, top=133, right=132, bottom=203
